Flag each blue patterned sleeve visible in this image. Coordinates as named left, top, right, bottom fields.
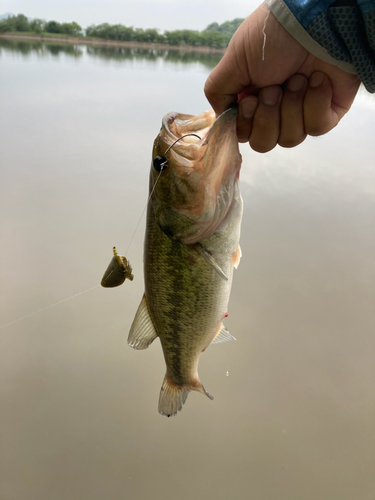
left=266, top=0, right=375, bottom=91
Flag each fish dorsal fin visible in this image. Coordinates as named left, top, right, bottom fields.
left=212, top=324, right=236, bottom=344
left=128, top=294, right=158, bottom=350
left=198, top=244, right=228, bottom=281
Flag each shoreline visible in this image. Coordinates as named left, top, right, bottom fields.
left=0, top=32, right=227, bottom=53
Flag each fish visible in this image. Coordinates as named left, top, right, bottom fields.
left=128, top=105, right=243, bottom=417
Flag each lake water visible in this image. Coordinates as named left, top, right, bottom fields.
left=1, top=38, right=375, bottom=500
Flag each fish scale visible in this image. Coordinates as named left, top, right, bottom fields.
left=146, top=215, right=227, bottom=382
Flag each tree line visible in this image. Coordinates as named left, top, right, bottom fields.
left=0, top=14, right=82, bottom=36
left=0, top=14, right=244, bottom=48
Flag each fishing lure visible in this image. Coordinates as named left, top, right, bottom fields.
left=101, top=247, right=134, bottom=287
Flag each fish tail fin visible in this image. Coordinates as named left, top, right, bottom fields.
left=158, top=375, right=213, bottom=418
left=158, top=375, right=190, bottom=417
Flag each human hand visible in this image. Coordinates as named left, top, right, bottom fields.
left=204, top=4, right=361, bottom=153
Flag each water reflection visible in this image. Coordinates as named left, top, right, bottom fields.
left=1, top=36, right=375, bottom=500
left=0, top=38, right=84, bottom=57
left=0, top=38, right=222, bottom=67
left=46, top=43, right=83, bottom=57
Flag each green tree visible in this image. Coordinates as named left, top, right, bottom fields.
left=86, top=23, right=109, bottom=38
left=203, top=30, right=229, bottom=47
left=134, top=28, right=163, bottom=43
left=164, top=30, right=183, bottom=45
left=30, top=18, right=46, bottom=33
left=61, top=22, right=82, bottom=36
left=0, top=13, right=241, bottom=48
left=0, top=14, right=32, bottom=33
left=145, top=29, right=164, bottom=43
left=14, top=14, right=30, bottom=32
left=45, top=20, right=63, bottom=34
left=205, top=22, right=219, bottom=32
left=0, top=18, right=13, bottom=32
left=203, top=18, right=244, bottom=37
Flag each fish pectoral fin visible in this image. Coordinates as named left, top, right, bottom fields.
left=212, top=324, right=236, bottom=344
left=128, top=294, right=158, bottom=350
left=198, top=244, right=228, bottom=281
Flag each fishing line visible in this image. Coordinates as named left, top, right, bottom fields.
left=0, top=285, right=100, bottom=330
left=124, top=166, right=165, bottom=257
left=0, top=162, right=164, bottom=330
left=124, top=133, right=201, bottom=257
left=0, top=133, right=202, bottom=331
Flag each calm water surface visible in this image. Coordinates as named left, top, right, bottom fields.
left=1, top=39, right=375, bottom=500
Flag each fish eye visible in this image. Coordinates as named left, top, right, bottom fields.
left=153, top=155, right=168, bottom=173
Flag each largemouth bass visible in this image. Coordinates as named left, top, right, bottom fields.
left=128, top=106, right=243, bottom=417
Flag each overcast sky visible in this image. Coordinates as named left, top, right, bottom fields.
left=0, top=0, right=260, bottom=31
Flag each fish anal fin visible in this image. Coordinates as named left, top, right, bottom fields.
left=128, top=294, right=158, bottom=350
left=158, top=376, right=213, bottom=417
left=212, top=324, right=236, bottom=344
left=233, top=244, right=242, bottom=269
left=198, top=244, right=228, bottom=281
left=195, top=382, right=214, bottom=401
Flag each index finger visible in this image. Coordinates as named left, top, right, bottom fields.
left=204, top=47, right=248, bottom=116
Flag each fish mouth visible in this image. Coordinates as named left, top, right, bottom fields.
left=159, top=109, right=216, bottom=166
left=162, top=109, right=216, bottom=143
left=154, top=105, right=241, bottom=244
left=160, top=105, right=238, bottom=169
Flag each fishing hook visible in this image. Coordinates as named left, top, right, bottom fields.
left=164, top=133, right=202, bottom=155
left=153, top=133, right=201, bottom=173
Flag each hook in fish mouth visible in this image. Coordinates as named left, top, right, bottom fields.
left=164, top=106, right=238, bottom=147
left=164, top=133, right=202, bottom=155
left=157, top=106, right=238, bottom=169
left=152, top=134, right=202, bottom=173
left=161, top=109, right=215, bottom=152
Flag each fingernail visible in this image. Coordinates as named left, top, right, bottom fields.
left=310, top=72, right=325, bottom=88
left=287, top=74, right=305, bottom=92
left=241, top=97, right=258, bottom=119
left=260, top=86, right=281, bottom=106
